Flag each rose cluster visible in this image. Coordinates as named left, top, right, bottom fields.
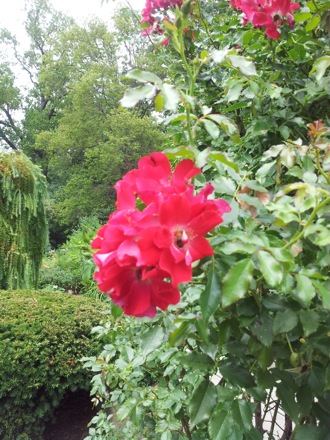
left=230, top=0, right=300, bottom=39
left=92, top=152, right=231, bottom=318
left=141, top=0, right=184, bottom=44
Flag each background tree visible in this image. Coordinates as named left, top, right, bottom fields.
left=0, top=151, right=48, bottom=289
left=0, top=0, right=162, bottom=245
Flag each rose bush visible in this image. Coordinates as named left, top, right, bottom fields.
left=85, top=0, right=330, bottom=438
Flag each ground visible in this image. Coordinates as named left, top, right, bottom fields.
left=43, top=390, right=97, bottom=440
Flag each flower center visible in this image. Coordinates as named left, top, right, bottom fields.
left=174, top=229, right=188, bottom=248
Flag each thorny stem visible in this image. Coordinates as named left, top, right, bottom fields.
left=282, top=197, right=330, bottom=250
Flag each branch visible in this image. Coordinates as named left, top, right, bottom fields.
left=3, top=108, right=23, bottom=140
left=279, top=414, right=292, bottom=440
left=254, top=400, right=264, bottom=434
left=0, top=127, right=19, bottom=150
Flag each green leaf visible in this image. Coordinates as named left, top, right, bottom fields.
left=219, top=359, right=256, bottom=388
left=313, top=280, right=330, bottom=309
left=311, top=55, right=330, bottom=81
left=160, top=83, right=181, bottom=112
left=202, top=105, right=212, bottom=115
left=126, top=69, right=162, bottom=85
left=280, top=147, right=296, bottom=169
left=200, top=266, right=221, bottom=322
left=208, top=152, right=239, bottom=172
left=161, top=430, right=172, bottom=440
left=211, top=48, right=229, bottom=63
left=178, top=353, right=214, bottom=371
left=220, top=241, right=255, bottom=255
left=279, top=125, right=291, bottom=140
left=256, top=161, right=276, bottom=183
left=251, top=313, right=273, bottom=347
left=206, top=114, right=239, bottom=136
left=297, top=384, right=313, bottom=416
left=258, top=346, right=274, bottom=369
left=295, top=424, right=319, bottom=440
left=277, top=382, right=299, bottom=423
left=154, top=92, right=164, bottom=111
left=116, top=405, right=131, bottom=421
left=222, top=258, right=253, bottom=307
left=169, top=321, right=192, bottom=347
left=231, top=400, right=253, bottom=431
left=228, top=55, right=257, bottom=76
left=263, top=294, right=288, bottom=312
left=120, top=83, right=156, bottom=107
left=140, top=326, right=165, bottom=357
left=294, top=12, right=312, bottom=22
left=208, top=409, right=234, bottom=440
left=244, top=428, right=263, bottom=440
left=212, top=176, right=236, bottom=196
left=203, top=119, right=220, bottom=139
left=268, top=247, right=294, bottom=264
left=226, top=83, right=243, bottom=102
left=111, top=302, right=123, bottom=318
left=295, top=274, right=316, bottom=304
left=243, top=180, right=268, bottom=193
left=305, top=15, right=320, bottom=32
left=195, top=318, right=210, bottom=343
left=189, top=379, right=217, bottom=427
left=257, top=250, right=283, bottom=287
left=273, top=309, right=298, bottom=335
left=299, top=310, right=320, bottom=336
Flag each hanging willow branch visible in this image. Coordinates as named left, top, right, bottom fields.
left=0, top=151, right=48, bottom=289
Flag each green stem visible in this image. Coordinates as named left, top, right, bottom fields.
left=178, top=31, right=196, bottom=147
left=195, top=0, right=217, bottom=49
left=282, top=197, right=330, bottom=250
left=311, top=0, right=319, bottom=11
left=286, top=333, right=294, bottom=355
left=315, top=149, right=330, bottom=183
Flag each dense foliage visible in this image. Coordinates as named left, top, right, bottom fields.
left=0, top=151, right=48, bottom=289
left=84, top=0, right=330, bottom=439
left=39, top=216, right=102, bottom=295
left=0, top=289, right=109, bottom=440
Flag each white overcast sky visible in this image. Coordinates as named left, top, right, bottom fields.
left=0, top=0, right=146, bottom=36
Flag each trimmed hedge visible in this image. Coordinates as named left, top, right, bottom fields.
left=0, top=290, right=110, bottom=440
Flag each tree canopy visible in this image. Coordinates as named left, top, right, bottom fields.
left=0, top=0, right=163, bottom=244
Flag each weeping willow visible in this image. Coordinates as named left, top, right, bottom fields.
left=0, top=151, right=48, bottom=289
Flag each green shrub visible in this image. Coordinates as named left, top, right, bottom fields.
left=39, top=216, right=101, bottom=295
left=0, top=289, right=110, bottom=440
